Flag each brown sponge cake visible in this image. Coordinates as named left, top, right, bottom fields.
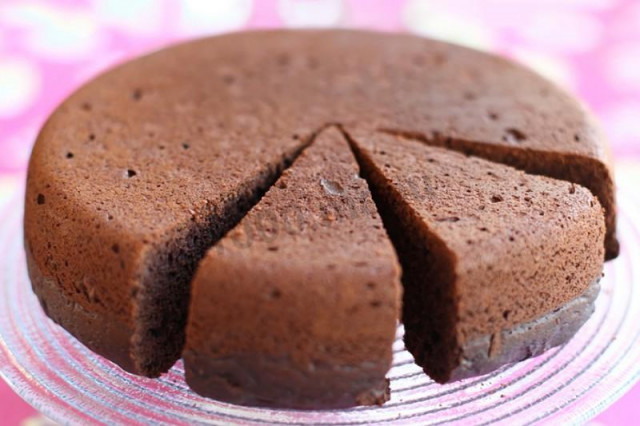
left=184, top=127, right=401, bottom=408
left=24, top=30, right=614, bottom=388
left=346, top=129, right=605, bottom=383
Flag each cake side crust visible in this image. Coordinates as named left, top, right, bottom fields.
left=25, top=246, right=136, bottom=372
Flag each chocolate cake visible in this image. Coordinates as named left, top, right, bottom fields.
left=346, top=129, right=605, bottom=382
left=184, top=127, right=401, bottom=408
left=24, top=30, right=613, bottom=407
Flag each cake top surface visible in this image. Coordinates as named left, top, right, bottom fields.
left=29, top=30, right=608, bottom=241
left=351, top=130, right=603, bottom=258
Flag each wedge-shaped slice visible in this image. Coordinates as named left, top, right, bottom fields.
left=184, top=127, right=401, bottom=409
left=347, top=129, right=605, bottom=383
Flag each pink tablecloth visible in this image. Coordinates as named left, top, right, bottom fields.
left=0, top=1, right=638, bottom=424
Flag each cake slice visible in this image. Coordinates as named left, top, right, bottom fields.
left=183, top=127, right=402, bottom=409
left=346, top=128, right=605, bottom=383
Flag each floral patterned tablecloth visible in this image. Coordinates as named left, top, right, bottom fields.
left=0, top=1, right=638, bottom=424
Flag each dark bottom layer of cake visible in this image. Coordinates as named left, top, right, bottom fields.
left=184, top=352, right=390, bottom=409
left=185, top=278, right=599, bottom=409
left=448, top=277, right=601, bottom=382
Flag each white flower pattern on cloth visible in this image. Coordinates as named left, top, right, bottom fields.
left=90, top=0, right=163, bottom=35
left=177, top=0, right=254, bottom=36
left=0, top=56, right=40, bottom=118
left=0, top=3, right=105, bottom=60
left=520, top=11, right=603, bottom=53
left=278, top=0, right=344, bottom=27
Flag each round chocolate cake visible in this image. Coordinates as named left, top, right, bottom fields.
left=24, top=30, right=613, bottom=409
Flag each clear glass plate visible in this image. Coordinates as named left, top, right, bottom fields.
left=1, top=188, right=639, bottom=425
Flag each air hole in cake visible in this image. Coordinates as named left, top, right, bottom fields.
left=158, top=145, right=165, bottom=150
left=112, top=244, right=120, bottom=254
left=307, top=57, right=318, bottom=69
left=107, top=214, right=114, bottom=221
left=503, top=128, right=527, bottom=143
left=81, top=102, right=92, bottom=111
left=277, top=54, right=290, bottom=67
left=491, top=195, right=504, bottom=203
left=66, top=152, right=74, bottom=159
left=433, top=52, right=446, bottom=65
left=463, top=91, right=476, bottom=101
left=37, top=194, right=45, bottom=205
left=126, top=169, right=137, bottom=178
left=488, top=112, right=499, bottom=121
left=412, top=54, right=426, bottom=66
left=89, top=133, right=96, bottom=141
left=574, top=134, right=581, bottom=142
left=292, top=133, right=300, bottom=140
left=182, top=143, right=190, bottom=150
left=436, top=217, right=460, bottom=223
left=132, top=88, right=143, bottom=101
left=269, top=288, right=282, bottom=299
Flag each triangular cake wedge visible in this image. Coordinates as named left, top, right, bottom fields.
left=183, top=127, right=402, bottom=409
left=346, top=128, right=605, bottom=383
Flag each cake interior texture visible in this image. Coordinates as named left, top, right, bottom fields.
left=23, top=30, right=614, bottom=408
left=132, top=137, right=310, bottom=375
